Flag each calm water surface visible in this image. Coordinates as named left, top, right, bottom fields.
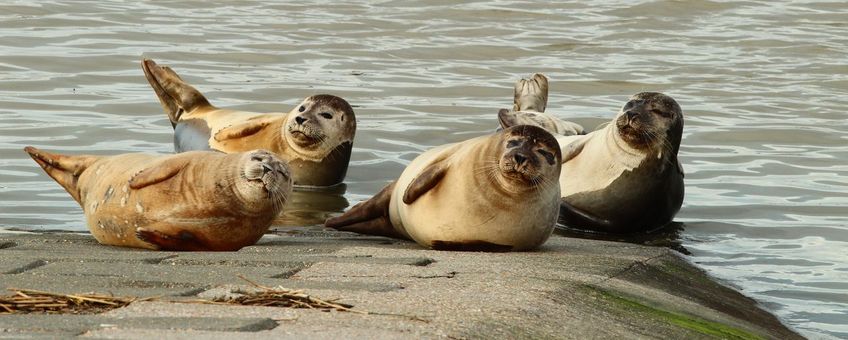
left=0, top=1, right=846, bottom=337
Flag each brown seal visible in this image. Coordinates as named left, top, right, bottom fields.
left=141, top=58, right=356, bottom=187
left=325, top=125, right=562, bottom=251
left=24, top=147, right=292, bottom=251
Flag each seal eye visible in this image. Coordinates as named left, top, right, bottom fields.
left=251, top=156, right=263, bottom=162
left=537, top=149, right=555, bottom=165
left=651, top=109, right=669, bottom=117
left=298, top=106, right=306, bottom=112
left=320, top=112, right=333, bottom=119
left=507, top=140, right=521, bottom=148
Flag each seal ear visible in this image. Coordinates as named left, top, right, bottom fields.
left=129, top=157, right=191, bottom=190
left=403, top=160, right=449, bottom=205
left=213, top=119, right=274, bottom=142
left=23, top=146, right=99, bottom=204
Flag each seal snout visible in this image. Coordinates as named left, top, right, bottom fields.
left=243, top=151, right=292, bottom=198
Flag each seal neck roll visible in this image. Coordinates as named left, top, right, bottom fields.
left=607, top=121, right=651, bottom=169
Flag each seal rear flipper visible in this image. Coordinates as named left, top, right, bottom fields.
left=513, top=73, right=549, bottom=112
left=135, top=227, right=212, bottom=251
left=213, top=119, right=274, bottom=142
left=402, top=160, right=448, bottom=205
left=557, top=200, right=615, bottom=231
left=129, top=156, right=191, bottom=190
left=142, top=58, right=212, bottom=127
left=23, top=146, right=99, bottom=204
left=325, top=182, right=404, bottom=239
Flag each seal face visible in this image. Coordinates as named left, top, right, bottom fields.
left=24, top=146, right=293, bottom=251
left=141, top=58, right=356, bottom=187
left=283, top=94, right=356, bottom=159
left=325, top=125, right=562, bottom=251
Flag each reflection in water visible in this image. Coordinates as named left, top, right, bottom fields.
left=555, top=222, right=688, bottom=255
left=273, top=184, right=349, bottom=228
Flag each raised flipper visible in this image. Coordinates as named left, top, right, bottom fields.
left=514, top=73, right=549, bottom=112
left=23, top=146, right=100, bottom=204
left=142, top=58, right=213, bottom=127
left=324, top=182, right=403, bottom=239
left=135, top=227, right=211, bottom=251
left=402, top=160, right=449, bottom=204
left=213, top=119, right=274, bottom=142
left=129, top=156, right=192, bottom=190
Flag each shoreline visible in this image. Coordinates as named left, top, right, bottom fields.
left=0, top=229, right=800, bottom=339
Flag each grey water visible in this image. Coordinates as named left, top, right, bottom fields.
left=0, top=1, right=845, bottom=338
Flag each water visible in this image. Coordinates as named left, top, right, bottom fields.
left=0, top=1, right=846, bottom=337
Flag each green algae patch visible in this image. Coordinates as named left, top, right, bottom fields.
left=587, top=286, right=764, bottom=340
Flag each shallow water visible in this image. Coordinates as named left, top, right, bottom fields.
left=0, top=1, right=846, bottom=337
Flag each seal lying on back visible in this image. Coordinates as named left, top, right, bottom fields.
left=141, top=59, right=356, bottom=187
left=497, top=73, right=585, bottom=136
left=24, top=147, right=292, bottom=251
left=325, top=125, right=562, bottom=251
left=500, top=91, right=685, bottom=233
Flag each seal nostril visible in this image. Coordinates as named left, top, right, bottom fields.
left=514, top=154, right=527, bottom=165
left=626, top=111, right=639, bottom=120
left=262, top=164, right=273, bottom=174
left=295, top=116, right=307, bottom=125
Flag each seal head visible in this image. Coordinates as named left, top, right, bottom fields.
left=614, top=92, right=683, bottom=155
left=284, top=94, right=356, bottom=159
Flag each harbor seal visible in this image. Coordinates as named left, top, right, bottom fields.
left=24, top=147, right=293, bottom=251
left=497, top=73, right=585, bottom=136
left=325, top=125, right=562, bottom=251
left=141, top=58, right=356, bottom=187
left=500, top=92, right=685, bottom=233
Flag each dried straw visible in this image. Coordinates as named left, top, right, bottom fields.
left=0, top=288, right=143, bottom=314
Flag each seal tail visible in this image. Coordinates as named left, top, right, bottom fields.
left=23, top=146, right=100, bottom=204
left=141, top=58, right=213, bottom=128
left=514, top=73, right=549, bottom=112
left=324, top=182, right=404, bottom=239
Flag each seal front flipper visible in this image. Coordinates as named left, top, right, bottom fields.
left=324, top=182, right=403, bottom=239
left=129, top=156, right=191, bottom=189
left=213, top=119, right=274, bottom=142
left=23, top=146, right=99, bottom=203
left=557, top=200, right=614, bottom=231
left=142, top=58, right=212, bottom=127
left=402, top=159, right=448, bottom=204
left=135, top=227, right=211, bottom=251
left=559, top=135, right=588, bottom=163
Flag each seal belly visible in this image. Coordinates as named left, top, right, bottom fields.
left=174, top=118, right=212, bottom=152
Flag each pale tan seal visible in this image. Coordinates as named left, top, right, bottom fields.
left=24, top=146, right=292, bottom=251
left=141, top=58, right=356, bottom=187
left=325, top=125, right=562, bottom=251
left=497, top=73, right=585, bottom=136
left=500, top=92, right=685, bottom=233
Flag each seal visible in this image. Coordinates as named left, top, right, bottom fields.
left=325, top=125, right=562, bottom=251
left=24, top=146, right=293, bottom=251
left=501, top=92, right=685, bottom=233
left=497, top=73, right=585, bottom=136
left=141, top=58, right=356, bottom=187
